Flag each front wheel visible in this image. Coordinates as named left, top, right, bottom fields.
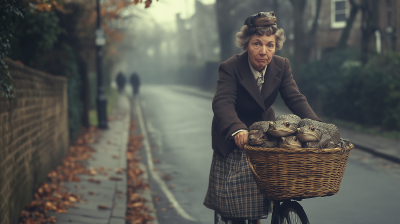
left=279, top=201, right=309, bottom=224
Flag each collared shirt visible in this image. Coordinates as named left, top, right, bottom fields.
left=232, top=62, right=268, bottom=137
left=248, top=60, right=268, bottom=91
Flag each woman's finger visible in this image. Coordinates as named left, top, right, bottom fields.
left=234, top=131, right=248, bottom=149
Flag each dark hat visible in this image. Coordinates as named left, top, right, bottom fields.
left=244, top=11, right=277, bottom=29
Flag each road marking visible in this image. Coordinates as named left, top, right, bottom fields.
left=145, top=117, right=163, bottom=155
left=134, top=97, right=197, bottom=222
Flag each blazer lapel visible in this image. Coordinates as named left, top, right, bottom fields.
left=261, top=57, right=281, bottom=99
left=238, top=52, right=265, bottom=110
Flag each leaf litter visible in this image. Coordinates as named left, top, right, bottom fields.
left=19, top=126, right=100, bottom=224
left=19, top=120, right=155, bottom=224
left=125, top=121, right=155, bottom=224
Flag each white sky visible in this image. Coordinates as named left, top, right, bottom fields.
left=127, top=0, right=216, bottom=31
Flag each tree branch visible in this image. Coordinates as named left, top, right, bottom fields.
left=337, top=0, right=360, bottom=49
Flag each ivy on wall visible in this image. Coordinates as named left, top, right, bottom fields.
left=0, top=0, right=23, bottom=100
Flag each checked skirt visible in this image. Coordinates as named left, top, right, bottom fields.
left=203, top=147, right=271, bottom=220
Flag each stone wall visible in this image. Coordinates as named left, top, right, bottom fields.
left=0, top=60, right=69, bottom=224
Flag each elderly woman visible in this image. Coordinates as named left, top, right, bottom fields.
left=203, top=12, right=321, bottom=223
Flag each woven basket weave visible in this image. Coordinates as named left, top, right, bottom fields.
left=244, top=144, right=354, bottom=201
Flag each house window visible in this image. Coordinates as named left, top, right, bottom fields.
left=331, top=0, right=347, bottom=28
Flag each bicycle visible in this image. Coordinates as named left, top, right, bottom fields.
left=214, top=143, right=353, bottom=224
left=214, top=198, right=309, bottom=224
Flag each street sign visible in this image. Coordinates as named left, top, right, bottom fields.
left=95, top=29, right=106, bottom=46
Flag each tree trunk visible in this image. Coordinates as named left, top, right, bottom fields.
left=215, top=0, right=236, bottom=62
left=304, top=0, right=322, bottom=60
left=360, top=0, right=380, bottom=64
left=290, top=0, right=307, bottom=77
left=79, top=58, right=90, bottom=128
left=337, top=0, right=359, bottom=49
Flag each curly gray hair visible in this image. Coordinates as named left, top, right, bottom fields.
left=236, top=25, right=286, bottom=50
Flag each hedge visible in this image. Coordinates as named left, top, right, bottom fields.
left=298, top=50, right=400, bottom=131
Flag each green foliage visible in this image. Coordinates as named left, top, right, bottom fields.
left=10, top=8, right=64, bottom=67
left=0, top=62, right=14, bottom=99
left=60, top=44, right=84, bottom=141
left=0, top=0, right=23, bottom=99
left=298, top=50, right=400, bottom=131
left=8, top=3, right=86, bottom=142
left=88, top=72, right=97, bottom=110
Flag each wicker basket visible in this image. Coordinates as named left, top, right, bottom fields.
left=244, top=144, right=354, bottom=201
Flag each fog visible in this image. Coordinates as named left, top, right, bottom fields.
left=112, top=0, right=217, bottom=87
left=110, top=0, right=296, bottom=90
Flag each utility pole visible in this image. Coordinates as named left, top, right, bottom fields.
left=95, top=0, right=108, bottom=129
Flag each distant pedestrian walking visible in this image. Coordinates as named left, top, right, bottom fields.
left=130, top=72, right=140, bottom=96
left=116, top=72, right=126, bottom=93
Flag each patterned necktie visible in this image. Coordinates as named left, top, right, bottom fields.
left=256, top=75, right=264, bottom=91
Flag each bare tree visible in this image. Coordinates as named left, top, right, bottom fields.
left=359, top=0, right=380, bottom=64
left=215, top=0, right=239, bottom=61
left=337, top=0, right=380, bottom=64
left=337, top=0, right=360, bottom=49
left=288, top=0, right=322, bottom=76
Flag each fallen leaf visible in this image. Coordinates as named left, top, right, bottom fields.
left=162, top=174, right=172, bottom=181
left=115, top=167, right=125, bottom=174
left=109, top=176, right=123, bottom=181
left=89, top=178, right=101, bottom=184
left=98, top=205, right=109, bottom=210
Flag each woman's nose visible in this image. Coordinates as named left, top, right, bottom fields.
left=259, top=46, right=267, bottom=54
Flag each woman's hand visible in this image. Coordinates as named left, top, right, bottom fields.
left=234, top=130, right=249, bottom=149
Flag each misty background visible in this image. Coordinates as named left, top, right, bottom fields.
left=2, top=0, right=400, bottom=140
left=111, top=0, right=294, bottom=90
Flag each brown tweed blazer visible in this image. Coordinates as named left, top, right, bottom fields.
left=211, top=52, right=322, bottom=157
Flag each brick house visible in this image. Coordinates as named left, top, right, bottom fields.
left=307, top=0, right=399, bottom=60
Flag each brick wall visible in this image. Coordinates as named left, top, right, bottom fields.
left=0, top=60, right=69, bottom=224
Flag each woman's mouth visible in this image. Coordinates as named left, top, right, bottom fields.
left=256, top=59, right=268, bottom=63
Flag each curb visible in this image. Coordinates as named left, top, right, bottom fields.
left=171, top=85, right=400, bottom=164
left=139, top=163, right=159, bottom=224
left=129, top=95, right=160, bottom=224
left=349, top=142, right=400, bottom=164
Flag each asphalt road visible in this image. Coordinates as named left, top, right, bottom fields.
left=136, top=84, right=400, bottom=224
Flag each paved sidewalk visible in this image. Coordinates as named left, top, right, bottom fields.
left=47, top=95, right=157, bottom=224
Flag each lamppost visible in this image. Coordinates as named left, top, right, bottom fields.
left=95, top=0, right=108, bottom=129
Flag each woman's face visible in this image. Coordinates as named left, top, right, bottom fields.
left=246, top=34, right=276, bottom=72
